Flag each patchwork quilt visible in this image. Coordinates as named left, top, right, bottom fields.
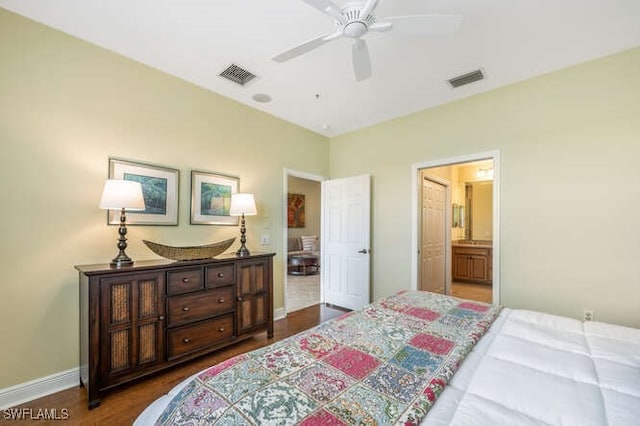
left=156, top=291, right=501, bottom=425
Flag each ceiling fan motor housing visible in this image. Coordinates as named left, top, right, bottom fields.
left=338, top=4, right=376, bottom=38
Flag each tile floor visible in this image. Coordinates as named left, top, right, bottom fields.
left=286, top=275, right=492, bottom=313
left=286, top=273, right=320, bottom=313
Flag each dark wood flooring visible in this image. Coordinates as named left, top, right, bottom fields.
left=7, top=304, right=347, bottom=425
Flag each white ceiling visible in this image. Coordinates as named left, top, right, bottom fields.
left=2, top=0, right=639, bottom=137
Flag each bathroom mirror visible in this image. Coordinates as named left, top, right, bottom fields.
left=464, top=182, right=493, bottom=240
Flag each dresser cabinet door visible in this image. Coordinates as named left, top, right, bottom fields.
left=100, top=272, right=165, bottom=386
left=236, top=258, right=271, bottom=335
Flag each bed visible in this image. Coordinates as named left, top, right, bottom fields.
left=135, top=290, right=640, bottom=425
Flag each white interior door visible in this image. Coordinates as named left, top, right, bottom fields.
left=420, top=177, right=446, bottom=294
left=322, top=174, right=371, bottom=310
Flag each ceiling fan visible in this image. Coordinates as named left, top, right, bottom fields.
left=272, top=0, right=463, bottom=81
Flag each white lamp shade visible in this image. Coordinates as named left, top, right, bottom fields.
left=229, top=193, right=257, bottom=216
left=99, top=179, right=145, bottom=210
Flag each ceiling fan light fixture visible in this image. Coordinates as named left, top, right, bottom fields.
left=344, top=21, right=368, bottom=38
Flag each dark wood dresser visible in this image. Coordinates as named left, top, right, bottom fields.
left=75, top=252, right=274, bottom=408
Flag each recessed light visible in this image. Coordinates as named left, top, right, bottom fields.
left=321, top=124, right=330, bottom=130
left=252, top=93, right=272, bottom=103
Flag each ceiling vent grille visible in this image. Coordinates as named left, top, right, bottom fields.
left=219, top=64, right=256, bottom=86
left=448, top=69, right=485, bottom=88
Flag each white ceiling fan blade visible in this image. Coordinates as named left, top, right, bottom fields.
left=360, top=0, right=379, bottom=19
left=272, top=32, right=340, bottom=63
left=302, top=0, right=345, bottom=23
left=352, top=39, right=372, bottom=81
left=369, top=22, right=393, bottom=32
left=381, top=14, right=463, bottom=36
left=323, top=31, right=343, bottom=41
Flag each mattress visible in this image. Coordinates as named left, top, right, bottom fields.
left=427, top=309, right=640, bottom=425
left=135, top=304, right=640, bottom=425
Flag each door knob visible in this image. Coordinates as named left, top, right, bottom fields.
left=358, top=249, right=368, bottom=254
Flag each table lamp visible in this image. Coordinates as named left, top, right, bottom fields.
left=99, top=179, right=145, bottom=267
left=229, top=193, right=257, bottom=257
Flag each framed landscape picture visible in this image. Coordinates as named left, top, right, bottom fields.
left=107, top=158, right=179, bottom=225
left=190, top=171, right=239, bottom=225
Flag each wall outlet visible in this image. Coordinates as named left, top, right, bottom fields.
left=583, top=310, right=594, bottom=322
left=260, top=234, right=270, bottom=246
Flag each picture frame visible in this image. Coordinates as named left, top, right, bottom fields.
left=190, top=170, right=239, bottom=225
left=107, top=158, right=179, bottom=225
left=287, top=193, right=306, bottom=228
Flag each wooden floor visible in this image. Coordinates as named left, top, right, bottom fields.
left=450, top=281, right=493, bottom=303
left=9, top=304, right=347, bottom=425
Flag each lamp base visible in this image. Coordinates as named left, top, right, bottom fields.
left=236, top=212, right=251, bottom=257
left=110, top=208, right=134, bottom=268
left=236, top=246, right=251, bottom=257
left=110, top=254, right=134, bottom=268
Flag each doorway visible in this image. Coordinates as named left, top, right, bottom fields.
left=412, top=151, right=500, bottom=305
left=285, top=170, right=323, bottom=313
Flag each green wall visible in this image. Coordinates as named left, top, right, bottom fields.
left=0, top=9, right=328, bottom=389
left=330, top=46, right=640, bottom=329
left=2, top=5, right=640, bottom=394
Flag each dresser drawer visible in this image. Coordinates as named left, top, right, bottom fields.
left=167, top=287, right=234, bottom=328
left=167, top=315, right=234, bottom=359
left=206, top=264, right=235, bottom=288
left=167, top=268, right=203, bottom=295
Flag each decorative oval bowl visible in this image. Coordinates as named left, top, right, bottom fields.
left=143, top=238, right=235, bottom=261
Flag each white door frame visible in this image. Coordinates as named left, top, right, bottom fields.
left=283, top=168, right=326, bottom=316
left=410, top=150, right=501, bottom=305
left=419, top=173, right=452, bottom=295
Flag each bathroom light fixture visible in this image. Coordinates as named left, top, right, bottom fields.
left=229, top=193, right=257, bottom=257
left=476, top=168, right=493, bottom=179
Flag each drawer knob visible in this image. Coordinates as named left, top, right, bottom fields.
left=218, top=298, right=225, bottom=303
left=182, top=277, right=190, bottom=283
left=217, top=272, right=225, bottom=278
left=237, top=297, right=243, bottom=301
left=158, top=316, right=164, bottom=321
left=183, top=338, right=191, bottom=343
left=182, top=306, right=190, bottom=312
left=218, top=327, right=225, bottom=332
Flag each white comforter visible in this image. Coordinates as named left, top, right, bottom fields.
left=426, top=309, right=640, bottom=425
left=136, top=308, right=640, bottom=425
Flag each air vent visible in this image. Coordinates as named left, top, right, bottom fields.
left=448, top=69, right=485, bottom=88
left=219, top=64, right=256, bottom=86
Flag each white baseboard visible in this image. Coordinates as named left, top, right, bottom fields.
left=0, top=368, right=78, bottom=410
left=274, top=307, right=286, bottom=321
left=1, top=309, right=289, bottom=409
